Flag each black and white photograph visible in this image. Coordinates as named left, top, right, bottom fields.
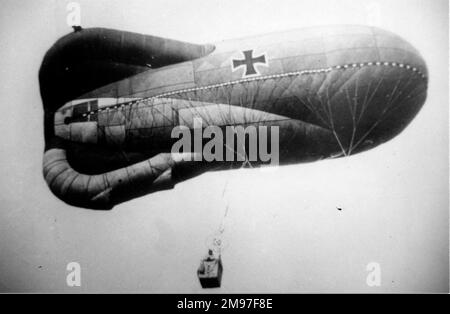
left=0, top=0, right=448, bottom=297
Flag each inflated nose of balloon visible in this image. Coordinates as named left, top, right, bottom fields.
left=327, top=48, right=428, bottom=156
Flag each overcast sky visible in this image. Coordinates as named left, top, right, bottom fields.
left=0, top=0, right=448, bottom=292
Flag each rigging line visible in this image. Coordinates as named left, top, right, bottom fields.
left=353, top=73, right=360, bottom=120
left=297, top=96, right=330, bottom=129
left=239, top=96, right=251, bottom=125
left=219, top=103, right=231, bottom=126
left=215, top=171, right=232, bottom=244
left=186, top=96, right=209, bottom=125
left=250, top=78, right=263, bottom=110
left=219, top=204, right=230, bottom=232
left=316, top=74, right=335, bottom=123
left=343, top=79, right=356, bottom=119
left=357, top=76, right=384, bottom=125
left=356, top=79, right=373, bottom=126
left=260, top=77, right=279, bottom=122
left=214, top=109, right=260, bottom=244
left=217, top=138, right=251, bottom=238
left=312, top=86, right=332, bottom=126
left=386, top=73, right=416, bottom=112
left=350, top=81, right=417, bottom=153
left=326, top=66, right=366, bottom=104
left=221, top=180, right=229, bottom=198
left=223, top=142, right=248, bottom=166
left=194, top=91, right=217, bottom=126
left=150, top=100, right=173, bottom=125
left=325, top=87, right=348, bottom=157
left=351, top=74, right=415, bottom=152
left=306, top=93, right=328, bottom=127
left=345, top=77, right=359, bottom=155
left=221, top=120, right=255, bottom=169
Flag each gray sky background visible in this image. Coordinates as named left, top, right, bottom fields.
left=0, top=0, right=448, bottom=292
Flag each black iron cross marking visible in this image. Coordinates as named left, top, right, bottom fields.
left=232, top=50, right=267, bottom=76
